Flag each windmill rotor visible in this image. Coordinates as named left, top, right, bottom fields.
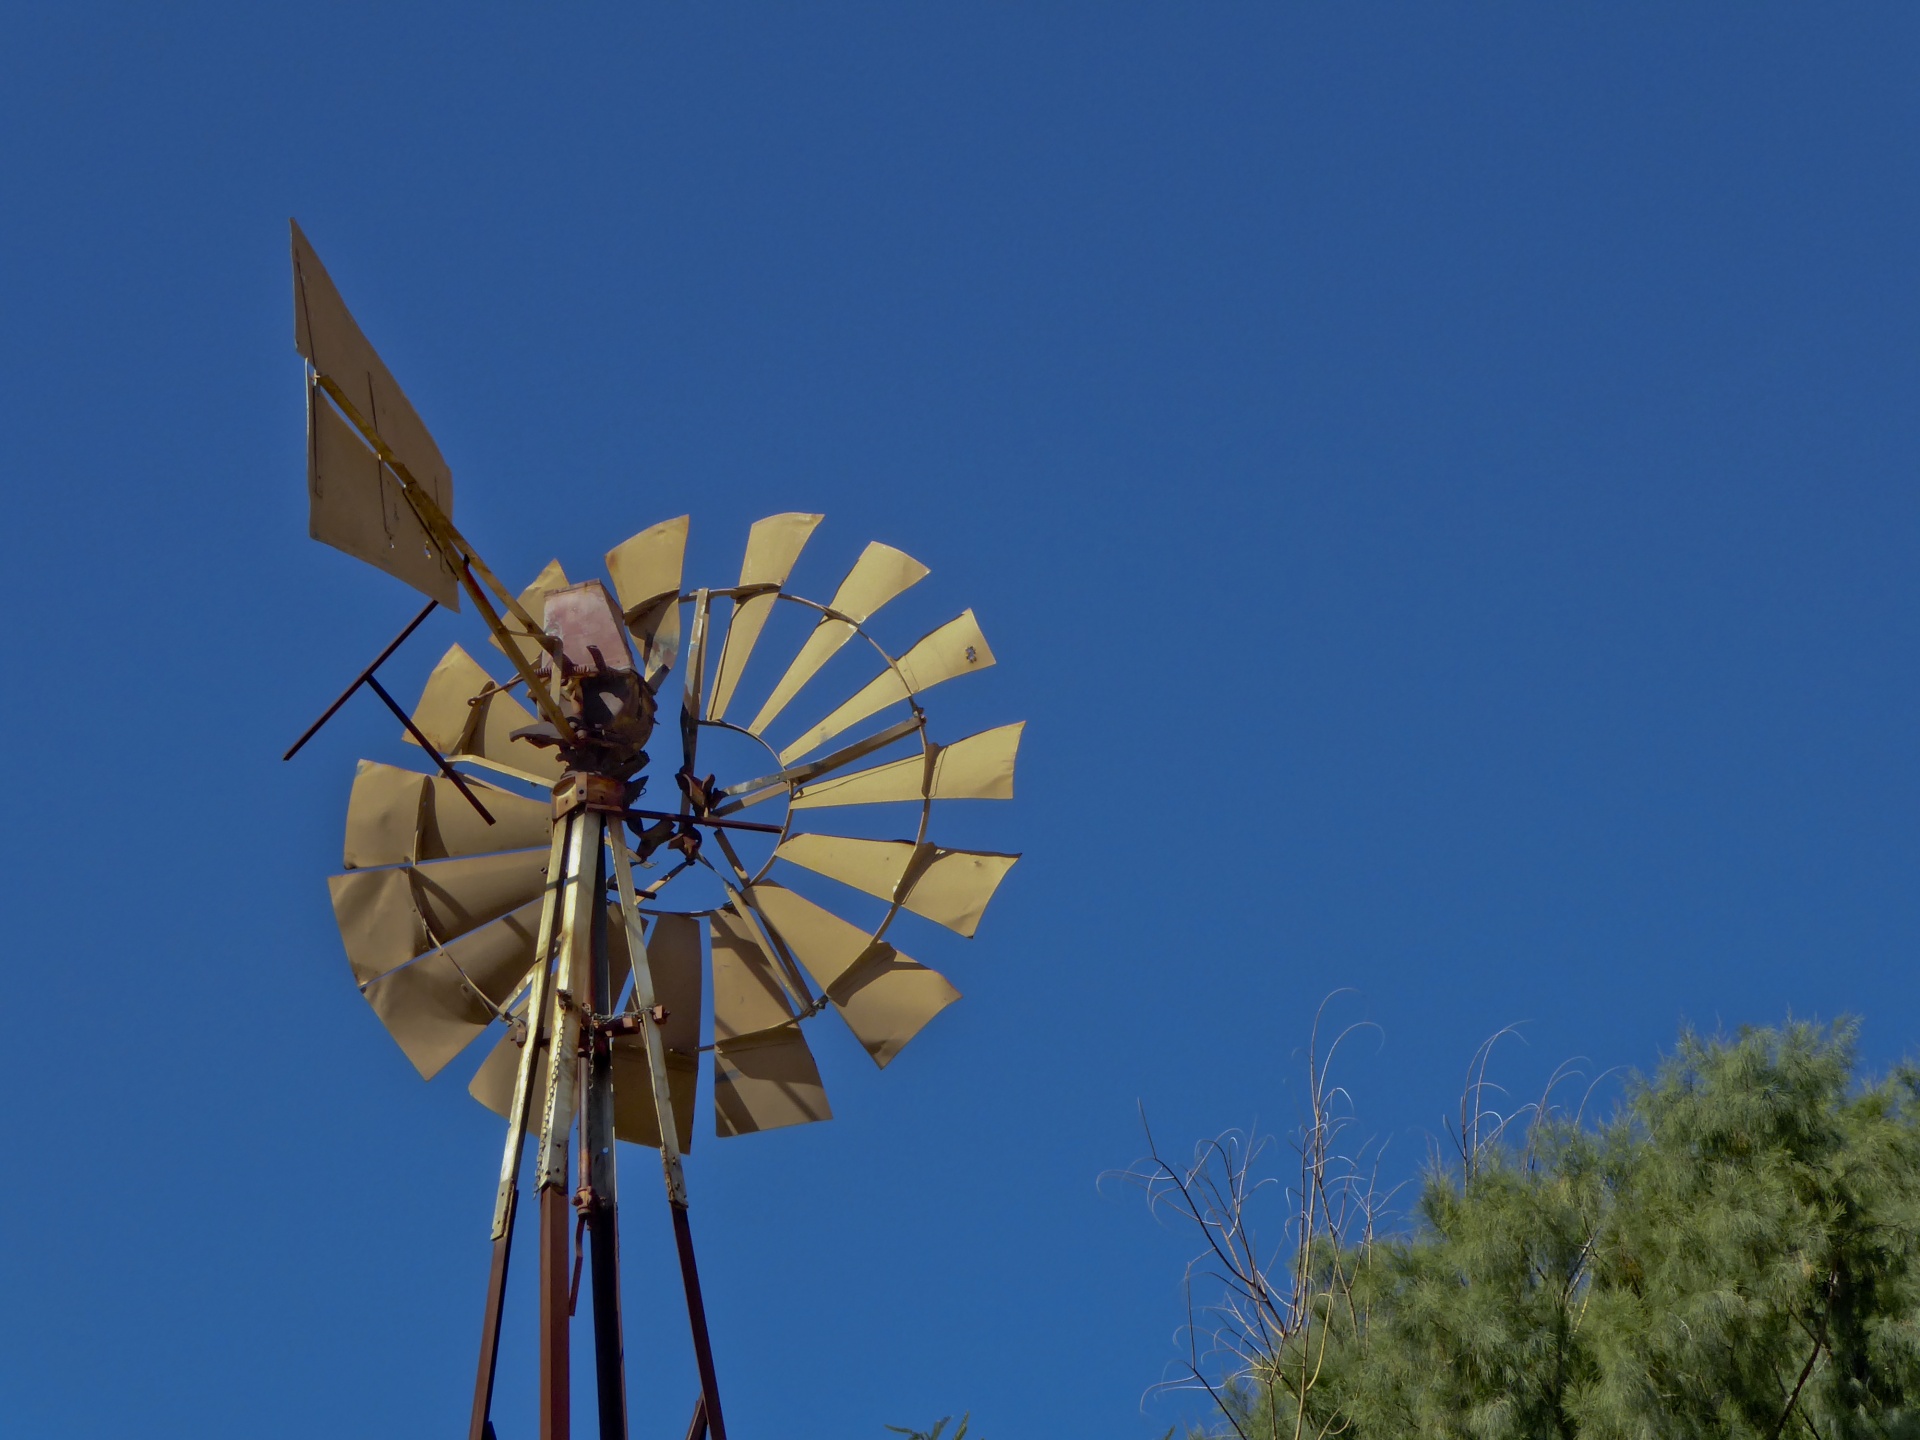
left=285, top=221, right=1023, bottom=1440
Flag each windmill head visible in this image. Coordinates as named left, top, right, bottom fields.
left=511, top=580, right=658, bottom=781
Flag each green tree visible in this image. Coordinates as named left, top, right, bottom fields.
left=1140, top=1021, right=1920, bottom=1439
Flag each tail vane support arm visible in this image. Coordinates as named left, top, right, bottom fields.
left=309, top=372, right=572, bottom=735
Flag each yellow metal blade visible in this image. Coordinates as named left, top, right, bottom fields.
left=605, top=516, right=688, bottom=678
left=706, top=593, right=773, bottom=722
left=744, top=882, right=955, bottom=1067
left=706, top=513, right=825, bottom=722
left=342, top=761, right=428, bottom=869
left=307, top=393, right=461, bottom=607
left=407, top=644, right=564, bottom=785
left=773, top=834, right=1018, bottom=938
left=612, top=1045, right=698, bottom=1152
left=743, top=541, right=928, bottom=736
left=777, top=610, right=994, bottom=763
left=410, top=848, right=551, bottom=947
left=362, top=957, right=493, bottom=1080
left=643, top=913, right=706, bottom=1055
left=416, top=772, right=552, bottom=863
left=328, top=848, right=550, bottom=984
left=713, top=1025, right=832, bottom=1136
left=469, top=1022, right=541, bottom=1118
left=344, top=760, right=552, bottom=869
left=360, top=898, right=545, bottom=1079
left=709, top=905, right=798, bottom=1040
left=328, top=867, right=424, bottom=986
left=744, top=881, right=872, bottom=990
left=490, top=559, right=568, bottom=679
left=740, top=512, right=824, bottom=586
left=790, top=722, right=1024, bottom=809
left=605, top=515, right=689, bottom=614
left=829, top=950, right=959, bottom=1068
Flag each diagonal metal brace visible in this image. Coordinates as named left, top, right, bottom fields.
left=281, top=598, right=495, bottom=825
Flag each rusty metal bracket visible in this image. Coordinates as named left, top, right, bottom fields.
left=553, top=773, right=627, bottom=819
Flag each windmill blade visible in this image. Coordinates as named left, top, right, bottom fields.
left=706, top=513, right=823, bottom=722
left=744, top=881, right=870, bottom=990
left=344, top=760, right=551, bottom=869
left=329, top=848, right=551, bottom=985
left=709, top=905, right=800, bottom=1038
left=790, top=722, right=1024, bottom=810
left=708, top=906, right=832, bottom=1135
left=777, top=610, right=994, bottom=764
left=631, top=913, right=705, bottom=1052
left=490, top=559, right=568, bottom=680
left=745, top=883, right=958, bottom=1067
left=470, top=1009, right=542, bottom=1118
left=712, top=1026, right=832, bottom=1136
left=308, top=394, right=461, bottom=608
left=773, top=834, right=1018, bottom=938
left=408, top=644, right=565, bottom=785
left=828, top=949, right=959, bottom=1069
left=605, top=516, right=688, bottom=680
left=744, top=542, right=929, bottom=737
left=361, top=898, right=547, bottom=1079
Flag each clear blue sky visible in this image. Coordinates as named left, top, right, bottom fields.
left=3, top=6, right=1918, bottom=1436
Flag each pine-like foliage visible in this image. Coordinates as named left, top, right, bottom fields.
left=1205, top=1022, right=1920, bottom=1439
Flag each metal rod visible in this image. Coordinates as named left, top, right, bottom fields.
left=712, top=715, right=921, bottom=814
left=680, top=589, right=711, bottom=786
left=363, top=674, right=496, bottom=825
left=623, top=808, right=782, bottom=836
left=282, top=599, right=437, bottom=760
left=682, top=1394, right=709, bottom=1440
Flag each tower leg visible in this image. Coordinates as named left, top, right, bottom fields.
left=587, top=1202, right=627, bottom=1438
left=540, top=1184, right=571, bottom=1440
left=471, top=816, right=576, bottom=1440
left=671, top=1204, right=728, bottom=1440
left=584, top=843, right=630, bottom=1440
left=468, top=1191, right=516, bottom=1440
left=534, top=809, right=600, bottom=1440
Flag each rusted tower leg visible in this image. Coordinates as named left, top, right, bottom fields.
left=470, top=817, right=576, bottom=1440
left=671, top=1204, right=728, bottom=1440
left=534, top=808, right=601, bottom=1440
left=540, top=1183, right=572, bottom=1440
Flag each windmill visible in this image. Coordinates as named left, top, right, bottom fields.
left=282, top=221, right=1022, bottom=1440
